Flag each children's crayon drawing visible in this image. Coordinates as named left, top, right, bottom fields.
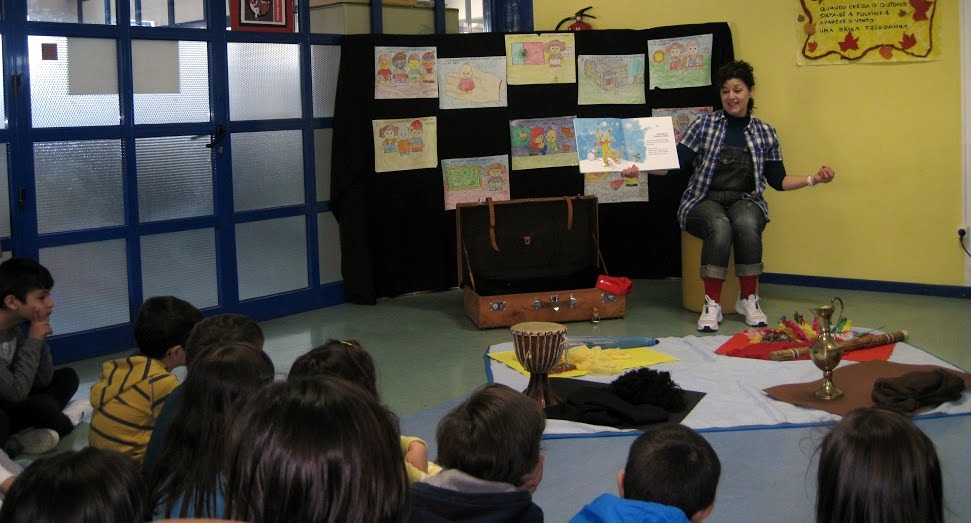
left=504, top=33, right=576, bottom=85
left=372, top=117, right=438, bottom=173
left=375, top=46, right=438, bottom=99
left=577, top=54, right=645, bottom=105
left=651, top=106, right=712, bottom=142
left=437, top=57, right=507, bottom=110
left=584, top=171, right=649, bottom=204
left=647, top=34, right=712, bottom=90
left=574, top=117, right=679, bottom=173
left=508, top=116, right=578, bottom=170
left=441, top=154, right=510, bottom=210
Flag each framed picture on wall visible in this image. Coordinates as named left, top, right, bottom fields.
left=230, top=0, right=294, bottom=32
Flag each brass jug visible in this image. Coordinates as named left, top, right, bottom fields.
left=807, top=297, right=845, bottom=400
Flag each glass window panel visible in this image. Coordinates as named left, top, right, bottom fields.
left=34, top=140, right=124, bottom=234
left=133, top=41, right=210, bottom=124
left=314, top=128, right=332, bottom=202
left=29, top=36, right=120, bottom=128
left=227, top=43, right=301, bottom=121
left=136, top=136, right=213, bottom=222
left=141, top=228, right=218, bottom=309
left=236, top=216, right=308, bottom=300
left=311, top=45, right=340, bottom=118
left=131, top=0, right=206, bottom=27
left=29, top=0, right=117, bottom=24
left=0, top=40, right=5, bottom=128
left=232, top=130, right=304, bottom=212
left=0, top=146, right=9, bottom=238
left=40, top=239, right=130, bottom=335
left=317, top=212, right=342, bottom=284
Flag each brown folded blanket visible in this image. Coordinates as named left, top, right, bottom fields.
left=872, top=369, right=967, bottom=414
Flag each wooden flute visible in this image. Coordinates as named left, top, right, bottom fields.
left=768, top=330, right=909, bottom=362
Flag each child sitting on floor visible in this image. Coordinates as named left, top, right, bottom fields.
left=815, top=407, right=942, bottom=523
left=571, top=424, right=721, bottom=523
left=409, top=383, right=546, bottom=523
left=89, top=295, right=202, bottom=463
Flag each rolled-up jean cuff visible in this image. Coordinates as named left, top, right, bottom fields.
left=699, top=265, right=728, bottom=280
left=734, top=262, right=763, bottom=276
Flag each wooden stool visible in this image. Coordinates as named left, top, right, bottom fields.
left=680, top=230, right=740, bottom=313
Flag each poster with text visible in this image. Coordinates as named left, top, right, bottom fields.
left=372, top=117, right=438, bottom=173
left=505, top=33, right=576, bottom=85
left=584, top=171, right=649, bottom=204
left=797, top=0, right=940, bottom=64
left=441, top=155, right=510, bottom=210
left=438, top=56, right=507, bottom=110
left=577, top=54, right=646, bottom=105
left=509, top=116, right=578, bottom=170
left=647, top=34, right=712, bottom=89
left=651, top=106, right=712, bottom=142
left=375, top=47, right=438, bottom=99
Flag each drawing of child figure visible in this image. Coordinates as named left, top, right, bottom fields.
left=457, top=63, right=476, bottom=93
left=485, top=163, right=507, bottom=191
left=421, top=51, right=436, bottom=83
left=392, top=52, right=408, bottom=83
left=379, top=124, right=398, bottom=153
left=397, top=127, right=411, bottom=156
left=377, top=53, right=393, bottom=84
left=666, top=42, right=686, bottom=71
left=545, top=39, right=566, bottom=67
left=543, top=128, right=559, bottom=155
left=409, top=120, right=424, bottom=153
left=685, top=39, right=704, bottom=70
left=407, top=53, right=422, bottom=83
left=528, top=128, right=545, bottom=155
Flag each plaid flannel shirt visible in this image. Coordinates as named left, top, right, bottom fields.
left=676, top=110, right=782, bottom=229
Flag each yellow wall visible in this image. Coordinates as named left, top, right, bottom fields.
left=536, top=1, right=966, bottom=286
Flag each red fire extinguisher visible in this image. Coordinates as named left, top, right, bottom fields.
left=555, top=6, right=596, bottom=31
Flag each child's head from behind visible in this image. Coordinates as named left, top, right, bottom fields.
left=0, top=257, right=54, bottom=319
left=0, top=447, right=145, bottom=523
left=223, top=377, right=407, bottom=523
left=184, top=313, right=265, bottom=366
left=621, top=424, right=720, bottom=522
left=288, top=339, right=378, bottom=397
left=133, top=296, right=202, bottom=362
left=436, top=383, right=545, bottom=488
left=816, top=407, right=942, bottom=523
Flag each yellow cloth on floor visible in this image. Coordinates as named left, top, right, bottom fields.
left=489, top=345, right=679, bottom=377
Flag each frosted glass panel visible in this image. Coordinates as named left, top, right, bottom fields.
left=137, top=136, right=213, bottom=222
left=40, top=239, right=130, bottom=335
left=317, top=212, right=342, bottom=284
left=133, top=41, right=210, bottom=124
left=314, top=129, right=333, bottom=202
left=30, top=36, right=120, bottom=128
left=29, top=0, right=117, bottom=24
left=232, top=130, right=304, bottom=212
left=228, top=43, right=301, bottom=121
left=311, top=45, right=340, bottom=118
left=236, top=216, right=308, bottom=300
left=141, top=229, right=218, bottom=309
left=131, top=0, right=206, bottom=27
left=34, top=140, right=124, bottom=234
left=0, top=147, right=9, bottom=238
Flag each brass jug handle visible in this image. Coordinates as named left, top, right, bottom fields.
left=830, top=297, right=845, bottom=333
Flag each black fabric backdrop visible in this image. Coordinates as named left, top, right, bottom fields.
left=332, top=23, right=734, bottom=304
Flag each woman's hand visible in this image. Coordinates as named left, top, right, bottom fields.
left=811, top=165, right=835, bottom=185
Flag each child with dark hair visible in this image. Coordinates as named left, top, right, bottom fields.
left=288, top=338, right=433, bottom=482
left=88, top=295, right=202, bottom=463
left=149, top=341, right=275, bottom=519
left=572, top=424, right=721, bottom=523
left=816, top=407, right=942, bottom=523
left=409, top=383, right=546, bottom=523
left=0, top=257, right=87, bottom=456
left=0, top=446, right=146, bottom=523
left=223, top=377, right=409, bottom=523
left=141, top=313, right=264, bottom=477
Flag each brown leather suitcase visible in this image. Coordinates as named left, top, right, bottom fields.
left=456, top=196, right=626, bottom=329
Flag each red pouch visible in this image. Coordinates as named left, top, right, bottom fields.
left=596, top=275, right=632, bottom=296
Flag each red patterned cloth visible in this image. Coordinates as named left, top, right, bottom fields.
left=715, top=332, right=895, bottom=362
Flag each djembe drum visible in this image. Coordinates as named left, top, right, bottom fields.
left=511, top=321, right=567, bottom=407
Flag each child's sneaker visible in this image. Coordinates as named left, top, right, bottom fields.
left=735, top=293, right=768, bottom=327
left=697, top=295, right=723, bottom=332
left=62, top=398, right=93, bottom=426
left=6, top=428, right=59, bottom=455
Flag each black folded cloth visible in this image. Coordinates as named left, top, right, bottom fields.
left=546, top=386, right=670, bottom=428
left=871, top=369, right=967, bottom=414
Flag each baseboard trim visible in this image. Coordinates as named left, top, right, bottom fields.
left=760, top=273, right=971, bottom=299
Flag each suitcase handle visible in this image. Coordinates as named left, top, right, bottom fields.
left=531, top=294, right=577, bottom=311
